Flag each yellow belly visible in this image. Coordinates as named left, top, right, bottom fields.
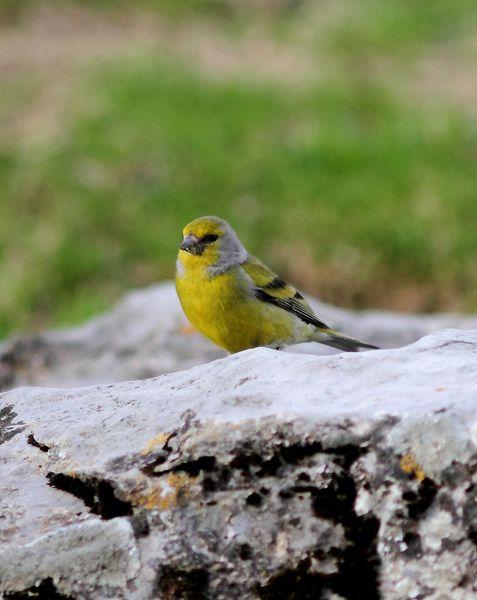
left=175, top=267, right=296, bottom=353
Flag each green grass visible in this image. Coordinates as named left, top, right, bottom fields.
left=0, top=0, right=249, bottom=23
left=1, top=1, right=477, bottom=339
left=328, top=0, right=477, bottom=56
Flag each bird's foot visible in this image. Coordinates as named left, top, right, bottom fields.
left=179, top=323, right=196, bottom=335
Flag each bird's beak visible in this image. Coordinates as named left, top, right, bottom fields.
left=180, top=235, right=199, bottom=252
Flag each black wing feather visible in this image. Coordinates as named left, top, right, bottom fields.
left=254, top=289, right=329, bottom=330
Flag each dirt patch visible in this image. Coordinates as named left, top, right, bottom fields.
left=412, top=36, right=477, bottom=114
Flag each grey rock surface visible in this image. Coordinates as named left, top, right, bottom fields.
left=1, top=281, right=477, bottom=391
left=1, top=328, right=477, bottom=598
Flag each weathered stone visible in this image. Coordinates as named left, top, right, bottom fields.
left=1, top=328, right=476, bottom=598
left=1, top=281, right=477, bottom=391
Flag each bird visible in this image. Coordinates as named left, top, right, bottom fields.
left=175, top=216, right=378, bottom=354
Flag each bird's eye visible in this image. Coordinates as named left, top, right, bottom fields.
left=202, top=234, right=218, bottom=243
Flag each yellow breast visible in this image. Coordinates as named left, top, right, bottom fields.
left=175, top=258, right=295, bottom=353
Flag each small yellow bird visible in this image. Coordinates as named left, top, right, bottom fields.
left=175, top=216, right=378, bottom=354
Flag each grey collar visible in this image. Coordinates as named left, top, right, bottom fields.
left=207, top=225, right=248, bottom=277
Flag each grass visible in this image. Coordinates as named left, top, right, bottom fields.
left=1, top=1, right=477, bottom=339
left=327, top=0, right=477, bottom=55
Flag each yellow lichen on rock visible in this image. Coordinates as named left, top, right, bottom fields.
left=128, top=472, right=196, bottom=511
left=140, top=432, right=171, bottom=456
left=400, top=453, right=426, bottom=482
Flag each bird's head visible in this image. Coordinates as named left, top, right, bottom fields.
left=177, top=216, right=247, bottom=275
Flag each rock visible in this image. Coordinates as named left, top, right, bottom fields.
left=1, top=281, right=477, bottom=391
left=0, top=283, right=223, bottom=392
left=1, top=328, right=477, bottom=598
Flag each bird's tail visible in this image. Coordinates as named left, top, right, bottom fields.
left=315, top=328, right=378, bottom=352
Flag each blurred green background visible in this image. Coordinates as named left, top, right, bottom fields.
left=1, top=0, right=477, bottom=339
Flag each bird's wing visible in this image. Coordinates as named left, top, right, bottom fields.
left=241, top=255, right=329, bottom=330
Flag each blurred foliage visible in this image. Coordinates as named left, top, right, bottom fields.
left=329, top=0, right=477, bottom=55
left=1, top=0, right=477, bottom=338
